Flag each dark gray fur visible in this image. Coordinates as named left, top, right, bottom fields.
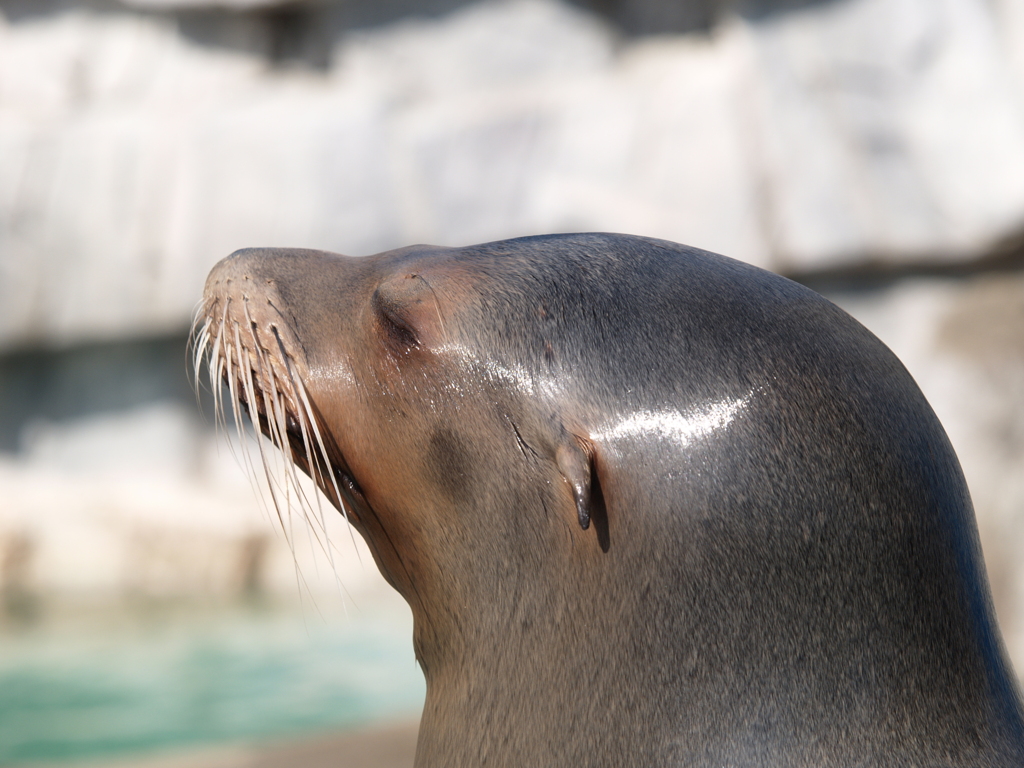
left=207, top=233, right=1024, bottom=767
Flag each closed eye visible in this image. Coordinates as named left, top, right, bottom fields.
left=372, top=288, right=420, bottom=349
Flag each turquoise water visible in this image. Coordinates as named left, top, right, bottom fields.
left=0, top=598, right=425, bottom=765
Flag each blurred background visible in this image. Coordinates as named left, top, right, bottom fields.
left=1, top=0, right=1023, bottom=765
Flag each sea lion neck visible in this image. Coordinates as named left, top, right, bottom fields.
left=415, top=433, right=1024, bottom=766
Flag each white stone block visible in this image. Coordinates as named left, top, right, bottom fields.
left=748, top=0, right=1024, bottom=271
left=3, top=0, right=1024, bottom=345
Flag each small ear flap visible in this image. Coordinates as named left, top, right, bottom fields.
left=556, top=440, right=593, bottom=530
left=556, top=437, right=610, bottom=551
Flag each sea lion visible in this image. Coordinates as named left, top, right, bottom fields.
left=196, top=233, right=1024, bottom=767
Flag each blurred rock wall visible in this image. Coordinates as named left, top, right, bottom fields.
left=1, top=0, right=1023, bottom=674
left=3, top=0, right=1024, bottom=347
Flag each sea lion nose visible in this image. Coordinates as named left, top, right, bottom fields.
left=203, top=248, right=274, bottom=305
left=201, top=247, right=374, bottom=372
left=203, top=248, right=376, bottom=331
left=204, top=247, right=337, bottom=301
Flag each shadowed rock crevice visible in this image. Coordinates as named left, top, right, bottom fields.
left=1, top=0, right=840, bottom=45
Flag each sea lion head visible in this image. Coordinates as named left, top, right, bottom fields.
left=197, top=233, right=1024, bottom=767
left=197, top=237, right=618, bottom=663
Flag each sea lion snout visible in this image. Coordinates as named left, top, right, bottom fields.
left=203, top=248, right=368, bottom=356
left=203, top=247, right=331, bottom=299
left=198, top=248, right=378, bottom=528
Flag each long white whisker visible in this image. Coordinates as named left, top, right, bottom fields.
left=294, top=378, right=363, bottom=562
left=265, top=356, right=338, bottom=586
left=270, top=331, right=345, bottom=581
left=242, top=305, right=300, bottom=559
left=210, top=306, right=230, bottom=441
left=234, top=327, right=286, bottom=540
left=201, top=295, right=357, bottom=614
